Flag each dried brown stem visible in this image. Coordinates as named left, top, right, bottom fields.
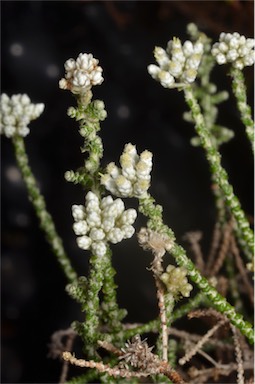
left=168, top=327, right=234, bottom=350
left=230, top=235, right=254, bottom=304
left=231, top=325, right=245, bottom=384
left=97, top=340, right=123, bottom=357
left=183, top=231, right=204, bottom=272
left=138, top=228, right=173, bottom=362
left=206, top=222, right=222, bottom=274
left=62, top=350, right=186, bottom=383
left=210, top=219, right=234, bottom=276
left=179, top=318, right=228, bottom=366
left=48, top=328, right=77, bottom=360
left=59, top=332, right=76, bottom=384
left=188, top=361, right=254, bottom=383
left=188, top=308, right=226, bottom=321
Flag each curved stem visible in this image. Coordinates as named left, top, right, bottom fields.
left=230, top=67, right=254, bottom=153
left=11, top=135, right=77, bottom=283
left=183, top=86, right=254, bottom=259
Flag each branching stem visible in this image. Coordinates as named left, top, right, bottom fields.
left=11, top=135, right=77, bottom=282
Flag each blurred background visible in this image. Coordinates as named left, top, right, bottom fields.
left=1, top=1, right=254, bottom=382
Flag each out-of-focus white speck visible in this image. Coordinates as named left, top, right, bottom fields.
left=5, top=166, right=22, bottom=183
left=10, top=43, right=24, bottom=57
left=117, top=105, right=130, bottom=119
left=46, top=64, right=60, bottom=78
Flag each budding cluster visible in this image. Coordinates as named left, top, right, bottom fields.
left=148, top=37, right=204, bottom=88
left=59, top=53, right=104, bottom=95
left=0, top=93, right=44, bottom=138
left=72, top=191, right=137, bottom=257
left=211, top=32, right=255, bottom=69
left=101, top=143, right=153, bottom=198
left=160, top=265, right=193, bottom=298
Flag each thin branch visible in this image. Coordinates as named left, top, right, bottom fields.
left=59, top=332, right=76, bottom=384
left=183, top=231, right=205, bottom=272
left=12, top=135, right=77, bottom=282
left=231, top=325, right=245, bottom=384
left=188, top=361, right=254, bottom=383
left=230, top=235, right=254, bottom=304
left=168, top=327, right=234, bottom=351
left=206, top=221, right=222, bottom=274
left=210, top=218, right=234, bottom=277
left=179, top=318, right=228, bottom=365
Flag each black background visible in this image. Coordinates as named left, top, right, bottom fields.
left=1, top=1, right=254, bottom=383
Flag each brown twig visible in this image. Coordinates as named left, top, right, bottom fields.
left=187, top=307, right=226, bottom=321
left=138, top=228, right=174, bottom=362
left=168, top=327, right=234, bottom=351
left=183, top=231, right=205, bottom=272
left=231, top=325, right=245, bottom=384
left=230, top=235, right=254, bottom=304
left=59, top=332, right=76, bottom=384
left=206, top=221, right=222, bottom=274
left=63, top=335, right=186, bottom=383
left=210, top=219, right=234, bottom=277
left=188, top=361, right=254, bottom=383
left=179, top=318, right=228, bottom=366
left=48, top=328, right=77, bottom=384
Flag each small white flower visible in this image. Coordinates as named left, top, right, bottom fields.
left=72, top=205, right=86, bottom=221
left=91, top=241, right=107, bottom=257
left=158, top=70, right=175, bottom=88
left=73, top=221, right=88, bottom=236
left=89, top=228, right=105, bottom=241
left=59, top=53, right=104, bottom=95
left=148, top=64, right=161, bottom=79
left=107, top=228, right=124, bottom=244
left=183, top=40, right=194, bottom=56
left=101, top=143, right=153, bottom=198
left=0, top=93, right=44, bottom=138
left=72, top=191, right=137, bottom=256
left=77, top=236, right=92, bottom=250
left=121, top=225, right=135, bottom=239
left=212, top=32, right=255, bottom=69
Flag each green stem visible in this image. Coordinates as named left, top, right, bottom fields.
left=230, top=67, right=254, bottom=153
left=101, top=249, right=127, bottom=339
left=168, top=338, right=178, bottom=369
left=171, top=243, right=254, bottom=344
left=11, top=135, right=77, bottom=283
left=82, top=253, right=108, bottom=355
left=184, top=86, right=254, bottom=259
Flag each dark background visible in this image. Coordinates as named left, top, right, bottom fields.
left=1, top=1, right=254, bottom=383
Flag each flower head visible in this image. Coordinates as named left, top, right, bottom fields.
left=59, top=53, right=104, bottom=95
left=72, top=191, right=137, bottom=257
left=101, top=143, right=153, bottom=198
left=148, top=37, right=204, bottom=88
left=160, top=265, right=193, bottom=299
left=0, top=93, right=44, bottom=138
left=211, top=32, right=255, bottom=69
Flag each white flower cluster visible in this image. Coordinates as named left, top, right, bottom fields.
left=59, top=53, right=104, bottom=95
left=72, top=191, right=137, bottom=257
left=211, top=33, right=255, bottom=69
left=0, top=94, right=44, bottom=138
left=148, top=37, right=204, bottom=88
left=161, top=265, right=193, bottom=298
left=101, top=143, right=153, bottom=198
